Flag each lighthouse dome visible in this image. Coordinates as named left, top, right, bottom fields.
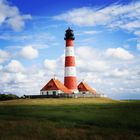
left=64, top=27, right=75, bottom=40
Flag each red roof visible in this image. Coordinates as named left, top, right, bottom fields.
left=40, top=78, right=72, bottom=94
left=78, top=82, right=96, bottom=94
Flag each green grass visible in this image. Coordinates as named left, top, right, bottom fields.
left=0, top=98, right=140, bottom=140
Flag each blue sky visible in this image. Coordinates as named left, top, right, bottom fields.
left=0, top=0, right=140, bottom=99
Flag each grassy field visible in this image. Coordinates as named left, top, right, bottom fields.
left=0, top=98, right=140, bottom=140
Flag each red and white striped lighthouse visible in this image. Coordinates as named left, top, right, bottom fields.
left=64, top=27, right=78, bottom=93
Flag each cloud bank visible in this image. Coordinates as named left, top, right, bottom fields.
left=54, top=1, right=140, bottom=33
left=0, top=46, right=139, bottom=99
left=0, top=0, right=31, bottom=31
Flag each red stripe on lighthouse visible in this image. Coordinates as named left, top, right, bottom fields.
left=64, top=77, right=77, bottom=90
left=66, top=39, right=73, bottom=46
left=65, top=56, right=75, bottom=67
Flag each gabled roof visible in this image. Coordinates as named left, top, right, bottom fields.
left=78, top=82, right=96, bottom=94
left=40, top=78, right=72, bottom=94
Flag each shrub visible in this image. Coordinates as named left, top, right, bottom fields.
left=0, top=93, right=19, bottom=101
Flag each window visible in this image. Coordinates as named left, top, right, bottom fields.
left=53, top=91, right=56, bottom=96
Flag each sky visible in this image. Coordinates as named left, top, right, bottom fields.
left=0, top=0, right=140, bottom=99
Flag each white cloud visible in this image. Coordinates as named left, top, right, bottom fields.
left=14, top=73, right=27, bottom=83
left=76, top=47, right=96, bottom=59
left=44, top=59, right=57, bottom=70
left=0, top=0, right=31, bottom=31
left=121, top=21, right=140, bottom=30
left=43, top=56, right=64, bottom=77
left=0, top=64, right=48, bottom=96
left=5, top=60, right=24, bottom=73
left=105, top=47, right=134, bottom=60
left=0, top=65, right=3, bottom=70
left=54, top=7, right=110, bottom=26
left=104, top=68, right=129, bottom=78
left=76, top=47, right=109, bottom=72
left=76, top=30, right=100, bottom=36
left=0, top=49, right=10, bottom=63
left=136, top=43, right=140, bottom=51
left=19, top=46, right=38, bottom=59
left=82, top=30, right=99, bottom=35
left=134, top=31, right=140, bottom=37
left=54, top=1, right=140, bottom=32
left=0, top=72, right=11, bottom=83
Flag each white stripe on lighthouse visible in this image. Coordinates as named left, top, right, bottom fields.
left=65, top=47, right=74, bottom=56
left=65, top=66, right=76, bottom=77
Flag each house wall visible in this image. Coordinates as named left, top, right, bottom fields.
left=40, top=90, right=63, bottom=95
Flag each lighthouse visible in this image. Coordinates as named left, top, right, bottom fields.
left=64, top=27, right=78, bottom=93
left=39, top=28, right=99, bottom=98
